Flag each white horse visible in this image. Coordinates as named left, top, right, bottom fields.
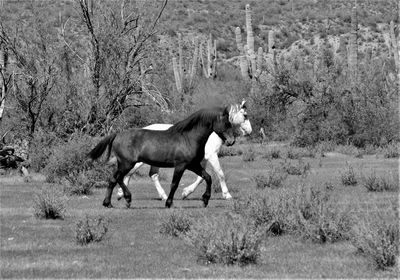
left=116, top=100, right=252, bottom=201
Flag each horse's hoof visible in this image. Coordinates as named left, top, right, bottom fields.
left=181, top=190, right=192, bottom=200
left=125, top=202, right=131, bottom=208
left=223, top=192, right=232, bottom=200
left=160, top=194, right=168, bottom=201
left=165, top=200, right=173, bottom=208
left=202, top=197, right=210, bottom=207
left=103, top=203, right=113, bottom=208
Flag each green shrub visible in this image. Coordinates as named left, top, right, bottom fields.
left=159, top=209, right=192, bottom=237
left=351, top=213, right=399, bottom=270
left=362, top=171, right=399, bottom=192
left=75, top=215, right=109, bottom=245
left=253, top=167, right=288, bottom=189
left=340, top=163, right=358, bottom=186
left=33, top=185, right=67, bottom=219
left=185, top=213, right=263, bottom=266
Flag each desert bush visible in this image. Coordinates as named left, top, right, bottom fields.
left=261, top=147, right=282, bottom=160
left=33, top=185, right=67, bottom=219
left=159, top=209, right=192, bottom=237
left=281, top=159, right=311, bottom=176
left=335, top=144, right=360, bottom=156
left=75, top=215, right=109, bottom=245
left=62, top=171, right=95, bottom=195
left=351, top=212, right=399, bottom=270
left=44, top=135, right=97, bottom=183
left=286, top=147, right=302, bottom=159
left=296, top=185, right=353, bottom=243
left=242, top=147, right=255, bottom=162
left=232, top=189, right=299, bottom=235
left=340, top=163, right=358, bottom=186
left=362, top=171, right=399, bottom=192
left=185, top=213, right=263, bottom=266
left=253, top=167, right=288, bottom=189
left=382, top=142, right=399, bottom=158
left=29, top=130, right=61, bottom=172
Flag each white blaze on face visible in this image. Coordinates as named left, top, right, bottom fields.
left=228, top=100, right=252, bottom=136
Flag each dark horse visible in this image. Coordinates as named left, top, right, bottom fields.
left=87, top=106, right=235, bottom=208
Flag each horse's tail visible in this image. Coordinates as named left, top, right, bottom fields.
left=87, top=133, right=117, bottom=162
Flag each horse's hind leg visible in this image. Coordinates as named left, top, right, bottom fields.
left=115, top=163, right=135, bottom=208
left=149, top=166, right=168, bottom=200
left=104, top=161, right=134, bottom=208
left=103, top=170, right=120, bottom=208
left=117, top=162, right=144, bottom=200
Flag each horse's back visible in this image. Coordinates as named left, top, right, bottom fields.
left=113, top=128, right=196, bottom=167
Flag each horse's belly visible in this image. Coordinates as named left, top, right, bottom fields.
left=137, top=140, right=194, bottom=167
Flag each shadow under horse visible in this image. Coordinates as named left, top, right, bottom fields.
left=87, top=106, right=235, bottom=208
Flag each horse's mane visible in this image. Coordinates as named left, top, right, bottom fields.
left=168, top=106, right=228, bottom=133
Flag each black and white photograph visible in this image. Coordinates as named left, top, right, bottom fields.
left=0, top=0, right=399, bottom=278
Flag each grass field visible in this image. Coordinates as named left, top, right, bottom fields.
left=0, top=143, right=399, bottom=278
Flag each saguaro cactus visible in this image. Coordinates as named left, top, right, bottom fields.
left=172, top=34, right=216, bottom=94
left=0, top=46, right=7, bottom=123
left=347, top=4, right=358, bottom=84
left=235, top=4, right=263, bottom=81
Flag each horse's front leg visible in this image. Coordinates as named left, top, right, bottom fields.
left=188, top=163, right=212, bottom=207
left=165, top=165, right=186, bottom=208
left=182, top=160, right=207, bottom=199
left=207, top=153, right=231, bottom=199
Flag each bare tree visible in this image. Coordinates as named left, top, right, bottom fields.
left=67, top=0, right=169, bottom=134
left=0, top=16, right=59, bottom=137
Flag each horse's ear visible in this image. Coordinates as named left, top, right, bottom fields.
left=240, top=99, right=247, bottom=109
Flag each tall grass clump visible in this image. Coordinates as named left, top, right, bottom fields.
left=159, top=209, right=192, bottom=237
left=75, top=215, right=109, bottom=245
left=185, top=213, right=263, bottom=266
left=351, top=212, right=399, bottom=270
left=33, top=185, right=67, bottom=219
left=362, top=171, right=399, bottom=192
left=340, top=163, right=358, bottom=186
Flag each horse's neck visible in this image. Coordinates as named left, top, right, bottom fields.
left=185, top=125, right=213, bottom=147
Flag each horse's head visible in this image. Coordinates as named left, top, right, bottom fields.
left=213, top=107, right=236, bottom=146
left=228, top=99, right=252, bottom=136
